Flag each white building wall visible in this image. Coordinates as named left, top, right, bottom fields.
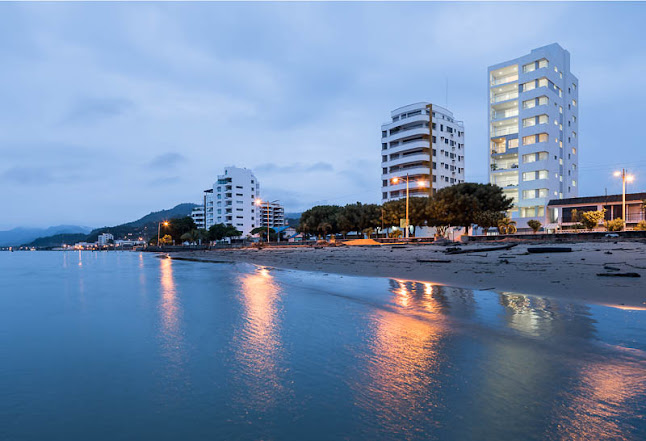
left=488, top=43, right=579, bottom=229
left=381, top=102, right=466, bottom=203
left=203, top=166, right=260, bottom=236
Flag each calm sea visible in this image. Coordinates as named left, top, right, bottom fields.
left=0, top=251, right=644, bottom=440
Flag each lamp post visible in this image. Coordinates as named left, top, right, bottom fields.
left=390, top=174, right=427, bottom=239
left=614, top=169, right=635, bottom=222
left=157, top=221, right=169, bottom=246
left=255, top=199, right=279, bottom=242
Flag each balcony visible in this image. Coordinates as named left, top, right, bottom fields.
left=491, top=126, right=519, bottom=137
left=491, top=74, right=519, bottom=86
left=491, top=108, right=519, bottom=120
left=491, top=91, right=519, bottom=104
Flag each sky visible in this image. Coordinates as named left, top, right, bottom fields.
left=1, top=1, right=645, bottom=229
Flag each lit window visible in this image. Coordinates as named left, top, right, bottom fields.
left=538, top=59, right=548, bottom=69
left=572, top=99, right=577, bottom=106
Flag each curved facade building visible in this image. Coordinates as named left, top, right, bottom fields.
left=381, top=103, right=465, bottom=202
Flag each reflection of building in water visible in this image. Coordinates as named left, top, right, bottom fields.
left=387, top=279, right=477, bottom=318
left=455, top=291, right=602, bottom=439
left=233, top=267, right=287, bottom=412
left=498, top=292, right=596, bottom=340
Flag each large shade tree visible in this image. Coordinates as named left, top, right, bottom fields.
left=208, top=223, right=242, bottom=241
left=433, top=183, right=513, bottom=234
left=298, top=205, right=342, bottom=237
left=382, top=197, right=430, bottom=236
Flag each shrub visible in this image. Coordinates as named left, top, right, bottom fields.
left=581, top=209, right=606, bottom=231
left=527, top=219, right=542, bottom=233
left=604, top=218, right=624, bottom=232
left=635, top=220, right=646, bottom=231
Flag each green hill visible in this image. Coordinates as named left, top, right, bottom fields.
left=23, top=203, right=198, bottom=248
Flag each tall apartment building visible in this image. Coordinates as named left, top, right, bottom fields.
left=381, top=102, right=465, bottom=202
left=201, top=166, right=260, bottom=236
left=259, top=201, right=286, bottom=228
left=488, top=43, right=579, bottom=228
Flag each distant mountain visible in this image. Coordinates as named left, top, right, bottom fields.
left=26, top=233, right=89, bottom=249
left=85, top=203, right=198, bottom=242
left=19, top=203, right=198, bottom=248
left=0, top=225, right=92, bottom=247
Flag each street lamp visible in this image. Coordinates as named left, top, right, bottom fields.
left=255, top=199, right=279, bottom=243
left=158, top=221, right=169, bottom=246
left=391, top=173, right=413, bottom=239
left=614, top=169, right=635, bottom=222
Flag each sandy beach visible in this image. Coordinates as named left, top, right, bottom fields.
left=170, top=240, right=646, bottom=308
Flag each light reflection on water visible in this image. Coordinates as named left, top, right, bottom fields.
left=0, top=252, right=644, bottom=441
left=232, top=266, right=288, bottom=412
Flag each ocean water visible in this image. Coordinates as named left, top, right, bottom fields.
left=0, top=251, right=644, bottom=441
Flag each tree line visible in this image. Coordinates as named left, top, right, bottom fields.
left=298, top=183, right=514, bottom=237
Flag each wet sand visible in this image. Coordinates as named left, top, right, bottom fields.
left=171, top=241, right=646, bottom=308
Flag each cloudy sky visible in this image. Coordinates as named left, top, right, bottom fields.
left=1, top=2, right=645, bottom=229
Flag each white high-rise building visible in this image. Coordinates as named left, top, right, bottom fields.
left=190, top=205, right=205, bottom=229
left=381, top=103, right=465, bottom=202
left=202, top=166, right=260, bottom=236
left=488, top=43, right=579, bottom=228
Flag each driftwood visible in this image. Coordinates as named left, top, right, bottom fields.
left=527, top=247, right=572, bottom=254
left=445, top=244, right=517, bottom=255
left=597, top=272, right=641, bottom=278
left=416, top=259, right=452, bottom=263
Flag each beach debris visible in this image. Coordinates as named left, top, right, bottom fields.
left=603, top=264, right=621, bottom=271
left=445, top=244, right=517, bottom=254
left=604, top=251, right=613, bottom=255
left=416, top=259, right=452, bottom=263
left=527, top=247, right=572, bottom=254
left=597, top=272, right=641, bottom=278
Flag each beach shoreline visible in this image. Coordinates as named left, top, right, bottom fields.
left=168, top=240, right=646, bottom=308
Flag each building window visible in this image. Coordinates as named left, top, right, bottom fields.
left=572, top=99, right=577, bottom=106
left=523, top=62, right=535, bottom=73
left=538, top=59, right=548, bottom=69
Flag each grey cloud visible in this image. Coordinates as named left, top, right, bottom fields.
left=62, top=97, right=134, bottom=124
left=148, top=152, right=187, bottom=170
left=149, top=176, right=181, bottom=186
left=256, top=162, right=334, bottom=174
left=1, top=166, right=87, bottom=185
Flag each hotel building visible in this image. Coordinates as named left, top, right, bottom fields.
left=381, top=103, right=465, bottom=202
left=488, top=43, right=579, bottom=228
left=259, top=201, right=286, bottom=228
left=201, top=166, right=260, bottom=236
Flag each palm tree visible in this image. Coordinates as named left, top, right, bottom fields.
left=317, top=222, right=332, bottom=239
left=497, top=218, right=517, bottom=235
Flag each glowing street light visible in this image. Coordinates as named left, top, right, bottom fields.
left=158, top=221, right=169, bottom=246
left=614, top=169, right=635, bottom=222
left=391, top=173, right=412, bottom=239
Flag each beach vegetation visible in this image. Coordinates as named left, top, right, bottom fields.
left=208, top=223, right=242, bottom=241
left=336, top=202, right=381, bottom=238
left=433, top=183, right=513, bottom=234
left=635, top=220, right=646, bottom=231
left=497, top=218, right=517, bottom=234
left=604, top=218, right=624, bottom=232
left=580, top=209, right=606, bottom=230
left=527, top=219, right=542, bottom=233
left=250, top=227, right=277, bottom=240
left=389, top=229, right=403, bottom=238
left=382, top=197, right=429, bottom=236
left=474, top=210, right=505, bottom=235
left=298, top=205, right=341, bottom=237
left=160, top=234, right=173, bottom=245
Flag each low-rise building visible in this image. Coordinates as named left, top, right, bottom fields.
left=547, top=192, right=646, bottom=228
left=97, top=233, right=114, bottom=246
